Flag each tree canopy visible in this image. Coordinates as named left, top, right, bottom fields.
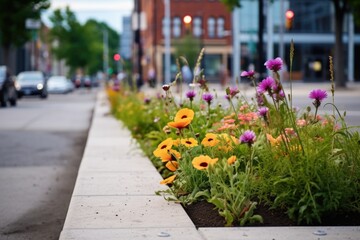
left=48, top=7, right=120, bottom=76
left=0, top=0, right=50, bottom=65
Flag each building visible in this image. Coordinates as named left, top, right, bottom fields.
left=234, top=0, right=360, bottom=82
left=134, top=0, right=232, bottom=86
left=134, top=0, right=360, bottom=85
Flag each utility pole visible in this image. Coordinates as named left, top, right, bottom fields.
left=103, top=29, right=109, bottom=79
left=135, top=0, right=143, bottom=88
left=164, top=0, right=171, bottom=84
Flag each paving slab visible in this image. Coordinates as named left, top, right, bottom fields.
left=60, top=228, right=203, bottom=240
left=198, top=227, right=360, bottom=240
left=63, top=195, right=194, bottom=229
left=73, top=171, right=167, bottom=196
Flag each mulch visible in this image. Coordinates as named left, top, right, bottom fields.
left=183, top=201, right=360, bottom=228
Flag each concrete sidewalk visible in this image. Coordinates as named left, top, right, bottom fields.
left=60, top=89, right=360, bottom=240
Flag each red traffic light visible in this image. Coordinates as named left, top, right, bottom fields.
left=285, top=10, right=294, bottom=19
left=113, top=53, right=121, bottom=61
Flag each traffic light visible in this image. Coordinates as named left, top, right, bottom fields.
left=113, top=53, right=121, bottom=61
left=183, top=15, right=192, bottom=34
left=285, top=10, right=294, bottom=30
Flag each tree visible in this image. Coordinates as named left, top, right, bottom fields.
left=174, top=33, right=201, bottom=70
left=0, top=0, right=50, bottom=67
left=48, top=7, right=119, bottom=76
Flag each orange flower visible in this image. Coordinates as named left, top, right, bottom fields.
left=157, top=149, right=181, bottom=162
left=227, top=155, right=237, bottom=165
left=160, top=175, right=177, bottom=185
left=201, top=133, right=219, bottom=147
left=192, top=155, right=218, bottom=170
left=180, top=138, right=198, bottom=148
left=266, top=134, right=282, bottom=146
left=153, top=138, right=173, bottom=157
left=167, top=108, right=195, bottom=129
left=174, top=108, right=194, bottom=122
left=165, top=161, right=179, bottom=171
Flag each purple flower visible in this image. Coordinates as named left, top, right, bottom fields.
left=257, top=77, right=275, bottom=94
left=241, top=70, right=255, bottom=78
left=226, top=86, right=239, bottom=98
left=240, top=130, right=256, bottom=145
left=264, top=57, right=283, bottom=72
left=256, top=93, right=265, bottom=106
left=186, top=90, right=196, bottom=101
left=258, top=107, right=269, bottom=117
left=144, top=98, right=151, bottom=104
left=309, top=89, right=327, bottom=108
left=309, top=89, right=328, bottom=102
left=202, top=92, right=214, bottom=104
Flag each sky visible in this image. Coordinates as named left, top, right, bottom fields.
left=42, top=0, right=134, bottom=33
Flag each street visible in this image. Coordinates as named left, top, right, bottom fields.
left=0, top=89, right=97, bottom=240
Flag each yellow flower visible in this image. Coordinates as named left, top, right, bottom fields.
left=180, top=138, right=198, bottom=148
left=160, top=175, right=177, bottom=185
left=201, top=133, right=219, bottom=147
left=153, top=138, right=173, bottom=157
left=227, top=155, right=237, bottom=165
left=167, top=108, right=195, bottom=129
left=165, top=161, right=179, bottom=171
left=192, top=155, right=218, bottom=170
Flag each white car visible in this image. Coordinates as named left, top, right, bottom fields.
left=47, top=76, right=74, bottom=94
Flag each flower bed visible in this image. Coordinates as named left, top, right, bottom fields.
left=107, top=55, right=360, bottom=227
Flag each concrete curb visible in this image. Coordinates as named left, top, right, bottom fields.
left=60, top=88, right=360, bottom=240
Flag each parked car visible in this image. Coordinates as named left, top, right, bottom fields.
left=0, top=66, right=17, bottom=107
left=16, top=71, right=48, bottom=99
left=47, top=76, right=74, bottom=94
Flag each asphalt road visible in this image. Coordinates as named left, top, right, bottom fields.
left=0, top=88, right=97, bottom=240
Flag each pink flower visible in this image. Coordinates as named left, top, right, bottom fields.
left=264, top=57, right=283, bottom=72
left=241, top=70, right=255, bottom=78
left=240, top=130, right=256, bottom=145
left=257, top=77, right=275, bottom=94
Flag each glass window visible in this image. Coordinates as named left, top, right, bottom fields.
left=193, top=17, right=202, bottom=37
left=208, top=17, right=215, bottom=38
left=217, top=17, right=225, bottom=38
left=173, top=17, right=181, bottom=38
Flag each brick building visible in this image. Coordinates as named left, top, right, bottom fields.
left=135, top=0, right=232, bottom=86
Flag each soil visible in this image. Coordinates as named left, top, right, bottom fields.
left=183, top=201, right=360, bottom=228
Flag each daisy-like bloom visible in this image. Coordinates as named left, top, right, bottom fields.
left=167, top=108, right=195, bottom=129
left=240, top=70, right=255, bottom=78
left=153, top=138, right=173, bottom=157
left=192, top=155, right=218, bottom=170
left=240, top=130, right=256, bottom=145
left=202, top=92, right=214, bottom=104
left=227, top=155, right=237, bottom=165
left=160, top=174, right=176, bottom=185
left=165, top=161, right=179, bottom=172
left=309, top=89, right=327, bottom=108
left=257, top=77, right=275, bottom=95
left=157, top=149, right=181, bottom=162
left=264, top=57, right=283, bottom=72
left=186, top=90, right=196, bottom=101
left=266, top=133, right=282, bottom=146
left=201, top=133, right=220, bottom=147
left=180, top=137, right=198, bottom=148
left=217, top=134, right=239, bottom=152
left=258, top=107, right=269, bottom=117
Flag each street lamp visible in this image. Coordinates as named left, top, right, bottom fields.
left=183, top=15, right=192, bottom=34
left=285, top=10, right=294, bottom=30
